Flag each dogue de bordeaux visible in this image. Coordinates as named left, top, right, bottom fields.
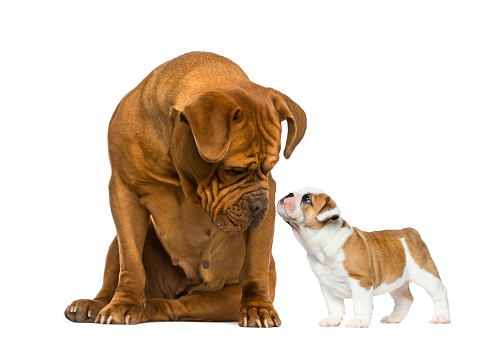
left=64, top=52, right=306, bottom=327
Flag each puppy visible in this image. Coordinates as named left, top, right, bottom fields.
left=277, top=187, right=450, bottom=328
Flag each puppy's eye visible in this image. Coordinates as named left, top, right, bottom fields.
left=302, top=194, right=312, bottom=205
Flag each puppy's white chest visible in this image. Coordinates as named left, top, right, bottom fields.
left=307, top=251, right=352, bottom=299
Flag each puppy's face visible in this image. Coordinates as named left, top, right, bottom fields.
left=277, top=187, right=341, bottom=230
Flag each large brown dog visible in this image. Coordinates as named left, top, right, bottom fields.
left=64, top=52, right=306, bottom=327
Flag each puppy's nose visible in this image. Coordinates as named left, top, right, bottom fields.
left=284, top=192, right=294, bottom=199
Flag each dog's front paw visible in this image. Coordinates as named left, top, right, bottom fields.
left=346, top=316, right=371, bottom=328
left=238, top=299, right=281, bottom=328
left=319, top=314, right=343, bottom=327
left=95, top=295, right=146, bottom=325
left=65, top=299, right=105, bottom=323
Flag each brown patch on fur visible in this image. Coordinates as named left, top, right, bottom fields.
left=402, top=228, right=440, bottom=278
left=342, top=228, right=407, bottom=289
left=342, top=227, right=440, bottom=289
left=303, top=193, right=338, bottom=230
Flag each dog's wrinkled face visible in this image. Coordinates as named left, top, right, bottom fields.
left=199, top=115, right=278, bottom=234
left=173, top=88, right=306, bottom=234
left=277, top=187, right=341, bottom=231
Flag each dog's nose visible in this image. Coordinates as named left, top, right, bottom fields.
left=249, top=198, right=268, bottom=216
left=284, top=192, right=294, bottom=199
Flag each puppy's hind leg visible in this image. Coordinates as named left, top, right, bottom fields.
left=406, top=257, right=450, bottom=324
left=381, top=282, right=413, bottom=324
left=412, top=271, right=450, bottom=324
left=401, top=232, right=450, bottom=324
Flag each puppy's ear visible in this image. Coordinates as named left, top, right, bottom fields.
left=270, top=89, right=307, bottom=159
left=317, top=196, right=341, bottom=222
left=180, top=91, right=240, bottom=163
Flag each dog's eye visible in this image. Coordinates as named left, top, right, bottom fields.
left=226, top=168, right=245, bottom=176
left=302, top=194, right=312, bottom=205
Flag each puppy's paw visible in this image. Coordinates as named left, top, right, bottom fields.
left=346, top=316, right=371, bottom=328
left=319, top=314, right=343, bottom=327
left=380, top=315, right=402, bottom=324
left=430, top=314, right=451, bottom=324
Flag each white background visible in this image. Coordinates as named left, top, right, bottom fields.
left=1, top=0, right=496, bottom=345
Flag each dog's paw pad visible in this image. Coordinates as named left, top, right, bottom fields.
left=64, top=299, right=104, bottom=323
left=95, top=301, right=143, bottom=325
left=238, top=301, right=281, bottom=328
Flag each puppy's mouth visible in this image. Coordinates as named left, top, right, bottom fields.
left=277, top=203, right=301, bottom=234
left=277, top=201, right=296, bottom=220
left=278, top=198, right=295, bottom=211
left=284, top=217, right=298, bottom=227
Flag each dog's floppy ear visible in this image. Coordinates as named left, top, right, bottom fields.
left=317, top=195, right=341, bottom=222
left=270, top=89, right=307, bottom=159
left=180, top=91, right=240, bottom=163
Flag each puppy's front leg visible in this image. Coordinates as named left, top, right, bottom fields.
left=347, top=281, right=373, bottom=328
left=318, top=283, right=344, bottom=327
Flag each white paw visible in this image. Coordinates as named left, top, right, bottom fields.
left=380, top=315, right=401, bottom=324
left=319, top=315, right=343, bottom=327
left=346, top=317, right=371, bottom=328
left=430, top=314, right=451, bottom=324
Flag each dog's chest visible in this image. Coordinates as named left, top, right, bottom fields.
left=142, top=186, right=246, bottom=285
left=152, top=212, right=245, bottom=279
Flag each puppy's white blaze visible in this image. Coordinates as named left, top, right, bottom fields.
left=317, top=207, right=341, bottom=222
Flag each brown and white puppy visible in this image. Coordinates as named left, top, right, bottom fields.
left=64, top=52, right=306, bottom=327
left=277, top=187, right=450, bottom=328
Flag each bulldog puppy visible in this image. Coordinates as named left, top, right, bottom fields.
left=277, top=187, right=450, bottom=328
left=64, top=52, right=306, bottom=327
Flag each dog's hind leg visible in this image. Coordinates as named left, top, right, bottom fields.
left=142, top=284, right=281, bottom=327
left=141, top=255, right=279, bottom=327
left=141, top=283, right=242, bottom=323
left=65, top=236, right=120, bottom=323
left=380, top=282, right=413, bottom=323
